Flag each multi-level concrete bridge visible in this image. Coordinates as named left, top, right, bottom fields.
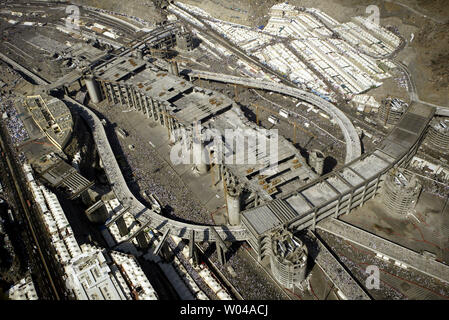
left=1, top=47, right=433, bottom=239
left=1, top=16, right=445, bottom=299
left=70, top=70, right=434, bottom=248
left=0, top=50, right=435, bottom=246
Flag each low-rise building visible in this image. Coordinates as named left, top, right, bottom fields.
left=7, top=276, right=38, bottom=300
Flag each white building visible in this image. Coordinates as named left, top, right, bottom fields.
left=351, top=94, right=380, bottom=113
left=24, top=165, right=157, bottom=300
left=64, top=244, right=158, bottom=300
left=64, top=245, right=131, bottom=300
left=7, top=276, right=38, bottom=300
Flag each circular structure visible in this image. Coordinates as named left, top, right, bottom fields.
left=269, top=229, right=308, bottom=289
left=382, top=168, right=422, bottom=219
left=378, top=97, right=407, bottom=126
left=427, top=117, right=449, bottom=153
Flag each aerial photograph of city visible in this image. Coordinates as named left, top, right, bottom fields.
left=0, top=0, right=448, bottom=311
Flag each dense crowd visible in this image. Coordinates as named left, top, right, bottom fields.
left=96, top=103, right=289, bottom=299
left=168, top=238, right=219, bottom=299
left=199, top=241, right=288, bottom=300
left=2, top=98, right=29, bottom=146
left=320, top=231, right=449, bottom=300
left=101, top=104, right=213, bottom=226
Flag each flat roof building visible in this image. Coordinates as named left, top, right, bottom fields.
left=7, top=276, right=38, bottom=300
left=25, top=94, right=73, bottom=150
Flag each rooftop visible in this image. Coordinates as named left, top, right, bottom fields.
left=7, top=276, right=38, bottom=300
left=25, top=94, right=73, bottom=150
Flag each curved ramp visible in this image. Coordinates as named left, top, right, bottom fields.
left=188, top=70, right=362, bottom=164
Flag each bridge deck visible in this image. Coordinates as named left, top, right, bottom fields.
left=242, top=102, right=434, bottom=239
left=317, top=218, right=449, bottom=284
left=310, top=231, right=371, bottom=300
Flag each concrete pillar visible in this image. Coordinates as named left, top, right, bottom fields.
left=169, top=117, right=176, bottom=143
left=160, top=244, right=171, bottom=262
left=63, top=84, right=70, bottom=96
left=162, top=103, right=168, bottom=128
left=226, top=186, right=241, bottom=226
left=100, top=81, right=109, bottom=102
left=136, top=49, right=143, bottom=60
left=117, top=85, right=124, bottom=105
left=85, top=76, right=102, bottom=104
left=216, top=243, right=226, bottom=265
left=189, top=230, right=199, bottom=266
left=150, top=98, right=157, bottom=120
left=170, top=61, right=179, bottom=76
left=136, top=231, right=149, bottom=249
left=108, top=83, right=114, bottom=103
left=112, top=84, right=118, bottom=105
left=157, top=101, right=164, bottom=125
left=125, top=86, right=134, bottom=109
left=137, top=91, right=144, bottom=113
left=309, top=149, right=325, bottom=176
left=144, top=96, right=150, bottom=119
left=130, top=86, right=138, bottom=110
left=116, top=216, right=129, bottom=237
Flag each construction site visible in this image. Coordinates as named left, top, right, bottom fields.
left=0, top=0, right=448, bottom=302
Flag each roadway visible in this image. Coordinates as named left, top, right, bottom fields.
left=308, top=231, right=371, bottom=300
left=317, top=218, right=449, bottom=284
left=168, top=3, right=300, bottom=89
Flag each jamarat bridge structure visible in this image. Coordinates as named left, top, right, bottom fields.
left=71, top=66, right=433, bottom=245
left=2, top=23, right=448, bottom=299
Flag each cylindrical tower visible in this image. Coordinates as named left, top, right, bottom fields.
left=176, top=31, right=193, bottom=51
left=378, top=97, right=407, bottom=126
left=136, top=49, right=143, bottom=60
left=226, top=186, right=241, bottom=226
left=85, top=76, right=102, bottom=104
left=382, top=168, right=422, bottom=219
left=270, top=229, right=308, bottom=289
left=426, top=117, right=449, bottom=153
left=171, top=61, right=179, bottom=76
